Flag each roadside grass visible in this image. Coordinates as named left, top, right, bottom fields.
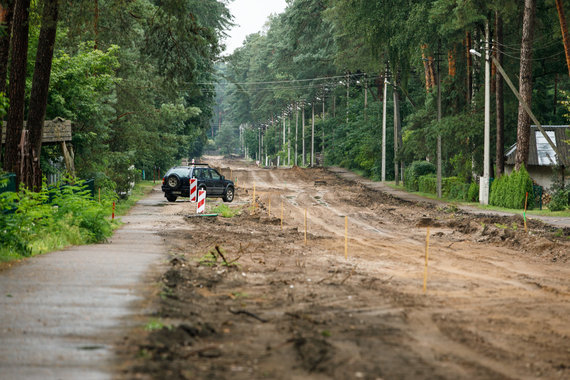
left=0, top=181, right=156, bottom=265
left=384, top=181, right=570, bottom=217
left=209, top=202, right=241, bottom=218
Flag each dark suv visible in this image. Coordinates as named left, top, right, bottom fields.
left=161, top=164, right=235, bottom=203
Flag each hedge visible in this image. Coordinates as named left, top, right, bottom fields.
left=417, top=174, right=470, bottom=201
left=489, top=165, right=534, bottom=209
left=404, top=161, right=436, bottom=191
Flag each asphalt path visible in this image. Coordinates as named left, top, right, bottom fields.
left=0, top=188, right=166, bottom=379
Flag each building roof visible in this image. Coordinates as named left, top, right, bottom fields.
left=505, top=125, right=570, bottom=167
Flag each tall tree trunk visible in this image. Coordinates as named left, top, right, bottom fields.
left=495, top=11, right=505, bottom=178
left=515, top=0, right=536, bottom=171
left=0, top=1, right=14, bottom=95
left=3, top=0, right=30, bottom=182
left=448, top=47, right=456, bottom=77
left=556, top=0, right=570, bottom=77
left=421, top=44, right=432, bottom=90
left=0, top=0, right=14, bottom=164
left=26, top=0, right=59, bottom=190
left=465, top=31, right=472, bottom=104
left=554, top=73, right=558, bottom=115
left=94, top=0, right=99, bottom=50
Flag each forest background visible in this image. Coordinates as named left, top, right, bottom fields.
left=0, top=0, right=569, bottom=199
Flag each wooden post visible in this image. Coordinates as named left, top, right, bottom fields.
left=423, top=227, right=430, bottom=293
left=344, top=216, right=348, bottom=259
left=304, top=208, right=307, bottom=244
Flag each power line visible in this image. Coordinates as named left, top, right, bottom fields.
left=496, top=47, right=566, bottom=61
left=198, top=72, right=373, bottom=86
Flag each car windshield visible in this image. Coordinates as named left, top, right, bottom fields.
left=167, top=168, right=188, bottom=176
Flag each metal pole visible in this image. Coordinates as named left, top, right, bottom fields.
left=295, top=103, right=298, bottom=166
left=382, top=68, right=388, bottom=182
left=437, top=42, right=442, bottom=199
left=322, top=97, right=325, bottom=158
left=480, top=20, right=491, bottom=205
left=288, top=114, right=291, bottom=166
left=302, top=104, right=305, bottom=166
left=311, top=102, right=315, bottom=167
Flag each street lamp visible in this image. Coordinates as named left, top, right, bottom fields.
left=469, top=21, right=491, bottom=205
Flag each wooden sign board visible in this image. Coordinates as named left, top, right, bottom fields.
left=1, top=118, right=72, bottom=145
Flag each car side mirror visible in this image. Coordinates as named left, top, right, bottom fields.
left=221, top=175, right=225, bottom=180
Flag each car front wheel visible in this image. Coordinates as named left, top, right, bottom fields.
left=223, top=187, right=234, bottom=202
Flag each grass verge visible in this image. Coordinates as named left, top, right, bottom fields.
left=384, top=181, right=570, bottom=217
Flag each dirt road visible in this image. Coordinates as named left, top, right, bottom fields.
left=121, top=159, right=570, bottom=380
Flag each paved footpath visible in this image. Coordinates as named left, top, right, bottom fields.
left=0, top=189, right=167, bottom=379
left=327, top=167, right=570, bottom=229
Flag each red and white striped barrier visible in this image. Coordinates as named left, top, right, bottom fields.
left=197, top=189, right=206, bottom=213
left=189, top=178, right=197, bottom=202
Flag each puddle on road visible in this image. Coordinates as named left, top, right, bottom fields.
left=77, top=345, right=106, bottom=351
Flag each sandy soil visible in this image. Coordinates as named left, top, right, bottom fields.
left=118, top=158, right=570, bottom=380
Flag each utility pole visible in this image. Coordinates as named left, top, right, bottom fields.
left=382, top=67, right=388, bottom=182
left=364, top=73, right=368, bottom=120
left=311, top=102, right=315, bottom=167
left=302, top=103, right=305, bottom=166
left=437, top=42, right=443, bottom=198
left=295, top=102, right=298, bottom=166
left=287, top=114, right=291, bottom=166
left=393, top=75, right=401, bottom=186
left=481, top=20, right=491, bottom=205
left=346, top=72, right=350, bottom=124
left=322, top=96, right=325, bottom=158
left=333, top=94, right=336, bottom=118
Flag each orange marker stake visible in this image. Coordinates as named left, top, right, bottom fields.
left=345, top=216, right=348, bottom=259
left=304, top=208, right=308, bottom=245
left=253, top=183, right=256, bottom=212
left=112, top=201, right=116, bottom=220
left=280, top=200, right=284, bottom=230
left=423, top=227, right=430, bottom=293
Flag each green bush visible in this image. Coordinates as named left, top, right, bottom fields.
left=489, top=165, right=534, bottom=209
left=442, top=176, right=469, bottom=200
left=404, top=161, right=436, bottom=191
left=548, top=189, right=569, bottom=211
left=0, top=178, right=114, bottom=259
left=418, top=174, right=436, bottom=194
left=468, top=181, right=479, bottom=202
